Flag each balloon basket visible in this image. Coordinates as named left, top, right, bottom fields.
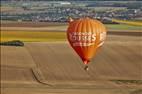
left=84, top=65, right=89, bottom=71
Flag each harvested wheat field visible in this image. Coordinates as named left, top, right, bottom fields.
left=1, top=33, right=142, bottom=94
left=1, top=21, right=142, bottom=94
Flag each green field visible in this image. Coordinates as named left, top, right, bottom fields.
left=106, top=24, right=142, bottom=30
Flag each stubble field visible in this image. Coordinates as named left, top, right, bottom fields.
left=1, top=21, right=142, bottom=94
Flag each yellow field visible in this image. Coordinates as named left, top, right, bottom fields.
left=1, top=31, right=66, bottom=42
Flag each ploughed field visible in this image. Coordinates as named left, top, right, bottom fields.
left=1, top=21, right=142, bottom=94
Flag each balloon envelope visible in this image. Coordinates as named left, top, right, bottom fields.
left=67, top=17, right=107, bottom=65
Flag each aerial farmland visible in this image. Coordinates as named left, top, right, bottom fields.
left=1, top=0, right=142, bottom=94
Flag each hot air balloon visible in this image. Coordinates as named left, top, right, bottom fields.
left=67, top=17, right=107, bottom=71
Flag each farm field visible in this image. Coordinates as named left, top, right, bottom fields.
left=1, top=41, right=142, bottom=94
left=1, top=21, right=142, bottom=94
left=1, top=0, right=142, bottom=93
left=1, top=21, right=142, bottom=42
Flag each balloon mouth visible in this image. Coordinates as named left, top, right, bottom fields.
left=83, top=60, right=90, bottom=65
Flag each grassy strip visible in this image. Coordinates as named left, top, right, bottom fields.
left=106, top=24, right=142, bottom=30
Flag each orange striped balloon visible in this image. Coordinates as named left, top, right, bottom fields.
left=67, top=17, right=107, bottom=68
